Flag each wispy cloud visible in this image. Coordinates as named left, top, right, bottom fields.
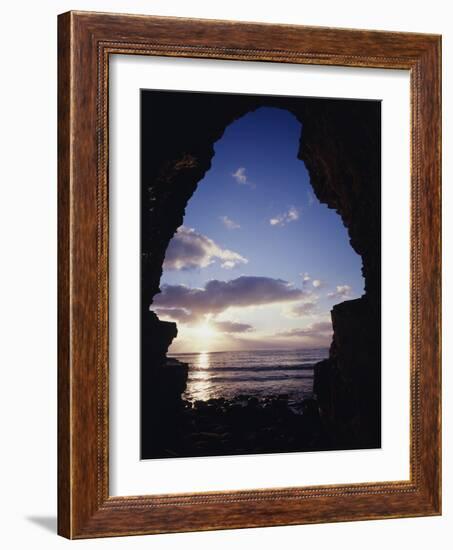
left=232, top=167, right=254, bottom=187
left=269, top=206, right=299, bottom=226
left=274, top=321, right=333, bottom=347
left=163, top=226, right=247, bottom=271
left=288, top=301, right=318, bottom=317
left=275, top=321, right=333, bottom=347
left=277, top=321, right=332, bottom=338
left=153, top=276, right=307, bottom=324
left=213, top=320, right=254, bottom=333
left=220, top=215, right=240, bottom=230
left=327, top=285, right=353, bottom=299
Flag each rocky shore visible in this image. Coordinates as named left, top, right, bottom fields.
left=142, top=393, right=354, bottom=459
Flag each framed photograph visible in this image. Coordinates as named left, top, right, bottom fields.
left=58, top=11, right=441, bottom=539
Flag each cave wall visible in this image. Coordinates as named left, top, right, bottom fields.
left=297, top=100, right=381, bottom=447
left=140, top=90, right=381, bottom=450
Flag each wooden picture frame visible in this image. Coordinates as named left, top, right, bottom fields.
left=58, top=10, right=441, bottom=539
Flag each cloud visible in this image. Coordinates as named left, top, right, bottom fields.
left=153, top=307, right=197, bottom=323
left=232, top=167, right=254, bottom=187
left=278, top=321, right=332, bottom=337
left=155, top=309, right=255, bottom=334
left=269, top=206, right=300, bottom=226
left=213, top=320, right=254, bottom=333
left=220, top=215, right=240, bottom=230
left=327, top=285, right=353, bottom=299
left=301, top=273, right=324, bottom=290
left=289, top=301, right=318, bottom=317
left=163, top=226, right=247, bottom=271
left=276, top=321, right=333, bottom=346
left=153, top=276, right=307, bottom=323
left=285, top=283, right=319, bottom=316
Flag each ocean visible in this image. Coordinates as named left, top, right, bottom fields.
left=169, top=348, right=329, bottom=404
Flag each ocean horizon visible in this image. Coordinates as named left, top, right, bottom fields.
left=169, top=348, right=329, bottom=404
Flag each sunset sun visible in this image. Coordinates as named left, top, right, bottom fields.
left=195, top=322, right=217, bottom=340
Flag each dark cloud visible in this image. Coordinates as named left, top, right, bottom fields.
left=213, top=320, right=254, bottom=333
left=153, top=307, right=197, bottom=324
left=152, top=276, right=307, bottom=322
left=153, top=308, right=253, bottom=333
left=163, top=226, right=247, bottom=271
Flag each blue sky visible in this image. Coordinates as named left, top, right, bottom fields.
left=153, top=106, right=364, bottom=352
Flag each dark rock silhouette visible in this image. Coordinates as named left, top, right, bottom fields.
left=140, top=312, right=188, bottom=457
left=147, top=396, right=331, bottom=459
left=140, top=90, right=381, bottom=457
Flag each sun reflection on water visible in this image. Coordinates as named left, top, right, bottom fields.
left=188, top=351, right=213, bottom=402
left=198, top=351, right=210, bottom=369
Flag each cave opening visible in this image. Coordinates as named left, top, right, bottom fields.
left=152, top=106, right=364, bottom=404
left=140, top=90, right=381, bottom=459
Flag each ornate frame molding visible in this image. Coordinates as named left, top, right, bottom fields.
left=58, top=11, right=441, bottom=538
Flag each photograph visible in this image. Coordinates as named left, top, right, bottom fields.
left=140, top=90, right=381, bottom=459
left=0, top=0, right=446, bottom=545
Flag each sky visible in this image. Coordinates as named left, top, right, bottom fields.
left=151, top=106, right=364, bottom=353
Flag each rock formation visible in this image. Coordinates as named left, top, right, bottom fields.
left=140, top=90, right=381, bottom=454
